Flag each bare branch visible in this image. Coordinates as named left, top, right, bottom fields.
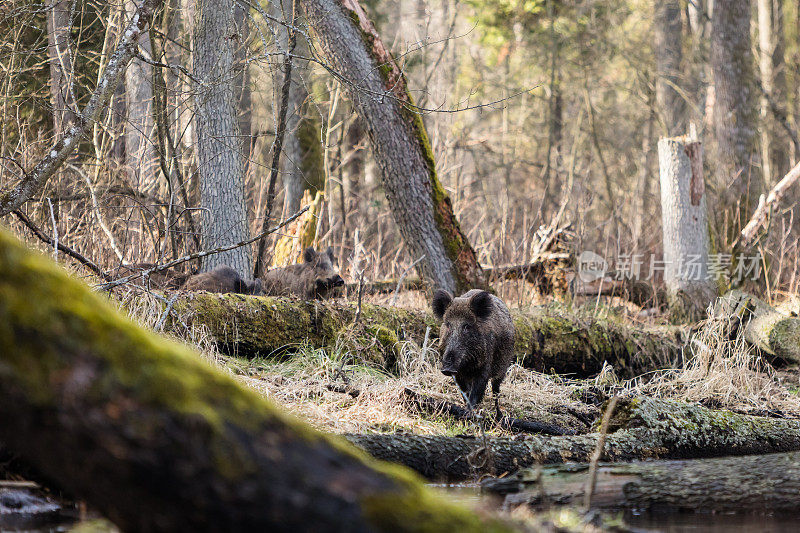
left=0, top=0, right=166, bottom=217
left=97, top=206, right=309, bottom=290
left=738, top=161, right=800, bottom=249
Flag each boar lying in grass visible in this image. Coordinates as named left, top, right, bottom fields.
left=182, top=265, right=263, bottom=295
left=432, top=289, right=516, bottom=414
left=261, top=247, right=344, bottom=299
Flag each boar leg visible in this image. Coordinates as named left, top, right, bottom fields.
left=491, top=378, right=503, bottom=418
left=466, top=375, right=490, bottom=409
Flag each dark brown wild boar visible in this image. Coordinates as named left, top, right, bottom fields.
left=261, top=246, right=344, bottom=299
left=432, top=289, right=515, bottom=413
left=182, top=266, right=263, bottom=295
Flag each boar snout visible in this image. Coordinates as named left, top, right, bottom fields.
left=441, top=349, right=459, bottom=376
left=330, top=275, right=345, bottom=287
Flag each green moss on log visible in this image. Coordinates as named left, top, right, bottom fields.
left=0, top=229, right=519, bottom=532
left=167, top=293, right=685, bottom=377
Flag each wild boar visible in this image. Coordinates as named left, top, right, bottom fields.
left=432, top=289, right=515, bottom=413
left=261, top=246, right=344, bottom=299
left=182, top=265, right=263, bottom=295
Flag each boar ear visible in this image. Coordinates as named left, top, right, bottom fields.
left=470, top=291, right=493, bottom=319
left=303, top=247, right=317, bottom=263
left=432, top=289, right=453, bottom=319
left=325, top=246, right=335, bottom=262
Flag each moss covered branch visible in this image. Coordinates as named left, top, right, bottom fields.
left=0, top=229, right=518, bottom=532
left=168, top=293, right=685, bottom=377
left=347, top=397, right=800, bottom=480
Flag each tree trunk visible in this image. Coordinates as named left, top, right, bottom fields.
left=654, top=0, right=685, bottom=135
left=46, top=0, right=76, bottom=132
left=125, top=0, right=158, bottom=192
left=343, top=115, right=366, bottom=220
left=164, top=292, right=686, bottom=377
left=193, top=0, right=251, bottom=274
left=279, top=1, right=322, bottom=216
left=349, top=397, right=800, bottom=481
left=0, top=229, right=518, bottom=532
left=233, top=1, right=251, bottom=166
left=711, top=0, right=762, bottom=237
left=715, top=289, right=800, bottom=363
left=758, top=0, right=789, bottom=185
left=492, top=452, right=800, bottom=513
left=658, top=136, right=716, bottom=320
left=301, top=0, right=486, bottom=293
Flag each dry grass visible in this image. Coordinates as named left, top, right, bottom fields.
left=228, top=337, right=591, bottom=436
left=627, top=309, right=800, bottom=417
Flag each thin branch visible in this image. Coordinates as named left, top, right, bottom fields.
left=0, top=0, right=165, bottom=217
left=254, top=0, right=297, bottom=279
left=12, top=210, right=109, bottom=280
left=737, top=161, right=800, bottom=249
left=98, top=205, right=309, bottom=291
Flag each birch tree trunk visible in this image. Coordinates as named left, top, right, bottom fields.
left=46, top=0, right=76, bottom=132
left=654, top=0, right=685, bottom=135
left=193, top=0, right=251, bottom=274
left=758, top=0, right=789, bottom=184
left=658, top=135, right=715, bottom=319
left=711, top=0, right=762, bottom=236
left=300, top=0, right=486, bottom=293
left=125, top=0, right=158, bottom=191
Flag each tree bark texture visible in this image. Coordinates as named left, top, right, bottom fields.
left=165, top=292, right=686, bottom=377
left=349, top=397, right=800, bottom=481
left=711, top=0, right=762, bottom=235
left=757, top=0, right=789, bottom=183
left=193, top=0, right=251, bottom=274
left=491, top=451, right=800, bottom=513
left=0, top=228, right=517, bottom=533
left=658, top=136, right=715, bottom=319
left=125, top=0, right=158, bottom=192
left=654, top=0, right=685, bottom=135
left=46, top=0, right=76, bottom=132
left=301, top=0, right=486, bottom=293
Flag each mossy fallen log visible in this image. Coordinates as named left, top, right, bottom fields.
left=345, top=397, right=800, bottom=481
left=167, top=293, right=686, bottom=377
left=486, top=451, right=800, bottom=513
left=716, top=290, right=800, bottom=363
left=0, top=229, right=520, bottom=532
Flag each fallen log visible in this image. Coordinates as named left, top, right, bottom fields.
left=0, top=229, right=520, bottom=532
left=167, top=293, right=686, bottom=377
left=716, top=290, right=800, bottom=363
left=345, top=397, right=800, bottom=481
left=401, top=388, right=578, bottom=436
left=485, top=451, right=800, bottom=513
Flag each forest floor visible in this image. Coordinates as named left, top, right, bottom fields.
left=137, top=289, right=800, bottom=437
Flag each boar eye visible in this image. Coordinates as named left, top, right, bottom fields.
left=462, top=323, right=471, bottom=332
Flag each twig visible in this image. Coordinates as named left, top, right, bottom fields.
left=254, top=0, right=297, bottom=278
left=98, top=206, right=308, bottom=290
left=584, top=395, right=619, bottom=510
left=390, top=255, right=425, bottom=306
left=46, top=198, right=58, bottom=261
left=154, top=291, right=180, bottom=331
left=12, top=210, right=109, bottom=280
left=737, top=161, right=800, bottom=249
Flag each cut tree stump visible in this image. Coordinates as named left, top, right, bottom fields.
left=485, top=451, right=800, bottom=513
left=715, top=290, right=800, bottom=363
left=346, top=397, right=800, bottom=480
left=164, top=293, right=686, bottom=378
